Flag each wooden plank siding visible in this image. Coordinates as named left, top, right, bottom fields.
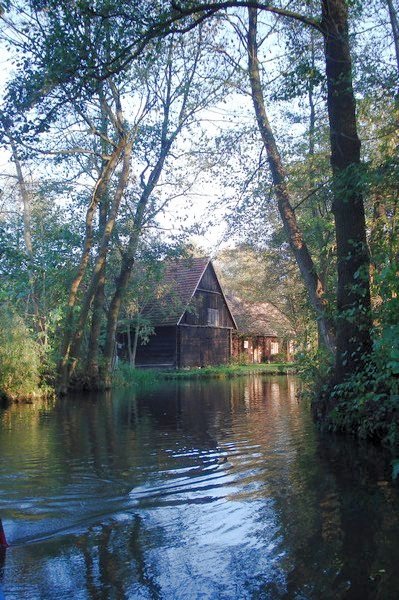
left=180, top=290, right=234, bottom=328
left=178, top=326, right=231, bottom=367
left=134, top=326, right=177, bottom=367
left=176, top=263, right=234, bottom=366
left=121, top=259, right=237, bottom=368
left=180, top=264, right=236, bottom=329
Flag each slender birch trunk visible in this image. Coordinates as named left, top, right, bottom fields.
left=127, top=323, right=134, bottom=365
left=131, top=323, right=140, bottom=367
left=9, top=140, right=44, bottom=337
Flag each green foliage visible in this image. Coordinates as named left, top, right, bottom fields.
left=113, top=361, right=295, bottom=387
left=162, top=363, right=295, bottom=380
left=296, top=347, right=334, bottom=395
left=0, top=305, right=43, bottom=400
left=306, top=325, right=399, bottom=447
left=323, top=356, right=399, bottom=448
left=113, top=362, right=160, bottom=388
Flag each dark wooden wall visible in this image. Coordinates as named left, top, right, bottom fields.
left=129, top=324, right=232, bottom=368
left=121, top=263, right=235, bottom=368
left=178, top=326, right=231, bottom=367
left=199, top=264, right=221, bottom=292
left=180, top=264, right=235, bottom=328
left=135, top=326, right=177, bottom=367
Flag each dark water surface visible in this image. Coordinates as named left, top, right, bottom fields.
left=1, top=376, right=399, bottom=599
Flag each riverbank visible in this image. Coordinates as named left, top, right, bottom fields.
left=113, top=362, right=296, bottom=387
left=0, top=386, right=55, bottom=405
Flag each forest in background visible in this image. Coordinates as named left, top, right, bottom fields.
left=0, top=0, right=398, bottom=445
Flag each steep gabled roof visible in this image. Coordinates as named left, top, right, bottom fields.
left=141, top=257, right=228, bottom=327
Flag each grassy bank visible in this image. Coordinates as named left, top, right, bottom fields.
left=162, top=363, right=295, bottom=379
left=114, top=362, right=296, bottom=387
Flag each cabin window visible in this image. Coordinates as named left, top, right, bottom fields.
left=207, top=308, right=219, bottom=326
left=243, top=340, right=249, bottom=349
left=271, top=341, right=279, bottom=355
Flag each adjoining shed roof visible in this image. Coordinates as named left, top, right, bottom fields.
left=227, top=296, right=294, bottom=338
left=141, top=257, right=220, bottom=327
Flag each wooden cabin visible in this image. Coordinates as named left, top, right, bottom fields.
left=228, top=297, right=295, bottom=363
left=119, top=257, right=237, bottom=368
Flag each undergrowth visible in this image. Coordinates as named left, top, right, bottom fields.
left=113, top=361, right=295, bottom=387
left=112, top=363, right=161, bottom=387
left=0, top=304, right=52, bottom=402
left=298, top=344, right=399, bottom=449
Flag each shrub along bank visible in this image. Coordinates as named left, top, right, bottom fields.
left=0, top=305, right=52, bottom=402
left=113, top=362, right=296, bottom=387
left=299, top=344, right=399, bottom=450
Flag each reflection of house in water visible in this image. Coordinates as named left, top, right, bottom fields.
left=228, top=297, right=295, bottom=363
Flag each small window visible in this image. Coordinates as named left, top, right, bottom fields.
left=243, top=340, right=249, bottom=349
left=271, top=341, right=279, bottom=355
left=207, top=308, right=219, bottom=326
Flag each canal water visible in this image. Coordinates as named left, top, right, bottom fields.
left=0, top=375, right=399, bottom=599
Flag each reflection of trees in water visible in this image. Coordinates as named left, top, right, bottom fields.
left=2, top=518, right=163, bottom=599
left=266, top=404, right=399, bottom=599
left=0, top=548, right=5, bottom=585
left=303, top=437, right=399, bottom=600
left=224, top=376, right=399, bottom=599
left=85, top=516, right=162, bottom=599
left=1, top=377, right=399, bottom=598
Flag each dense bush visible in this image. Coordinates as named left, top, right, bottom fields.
left=113, top=362, right=161, bottom=387
left=0, top=305, right=43, bottom=400
left=324, top=357, right=399, bottom=446
left=307, top=336, right=399, bottom=448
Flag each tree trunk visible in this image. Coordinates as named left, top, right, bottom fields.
left=9, top=139, right=44, bottom=337
left=101, top=137, right=175, bottom=386
left=386, top=0, right=399, bottom=80
left=86, top=264, right=106, bottom=387
left=58, top=139, right=125, bottom=392
left=127, top=323, right=134, bottom=365
left=101, top=249, right=139, bottom=388
left=100, top=189, right=152, bottom=386
left=247, top=8, right=335, bottom=353
left=131, top=324, right=140, bottom=367
left=307, top=32, right=332, bottom=349
left=321, top=0, right=372, bottom=383
left=86, top=192, right=108, bottom=387
left=86, top=97, right=113, bottom=388
left=58, top=138, right=132, bottom=392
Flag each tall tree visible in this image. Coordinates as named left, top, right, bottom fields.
left=246, top=7, right=335, bottom=354
left=5, top=135, right=44, bottom=338
left=321, top=0, right=372, bottom=385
